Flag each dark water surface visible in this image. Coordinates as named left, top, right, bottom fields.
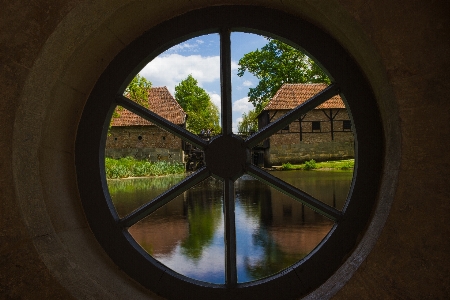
left=108, top=170, right=353, bottom=284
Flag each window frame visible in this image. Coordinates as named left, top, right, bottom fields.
left=75, top=6, right=383, bottom=300
left=312, top=121, right=321, bottom=131
left=343, top=119, right=352, bottom=131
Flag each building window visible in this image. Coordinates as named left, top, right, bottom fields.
left=312, top=121, right=321, bottom=131
left=75, top=6, right=383, bottom=299
left=343, top=120, right=352, bottom=131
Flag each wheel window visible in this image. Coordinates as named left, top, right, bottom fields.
left=76, top=6, right=383, bottom=300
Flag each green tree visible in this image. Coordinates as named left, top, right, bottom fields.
left=237, top=108, right=260, bottom=134
left=112, top=74, right=152, bottom=122
left=124, top=74, right=152, bottom=107
left=175, top=75, right=221, bottom=134
left=237, top=39, right=330, bottom=111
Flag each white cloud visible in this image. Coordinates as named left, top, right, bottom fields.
left=232, top=97, right=254, bottom=133
left=231, top=60, right=239, bottom=70
left=232, top=97, right=253, bottom=115
left=164, top=40, right=204, bottom=53
left=209, top=93, right=221, bottom=115
left=242, top=80, right=253, bottom=87
left=140, top=54, right=220, bottom=94
left=233, top=117, right=244, bottom=133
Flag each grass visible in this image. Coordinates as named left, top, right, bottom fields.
left=105, top=157, right=185, bottom=179
left=281, top=159, right=354, bottom=171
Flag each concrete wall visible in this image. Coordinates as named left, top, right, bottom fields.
left=1, top=0, right=449, bottom=299
left=106, top=126, right=184, bottom=162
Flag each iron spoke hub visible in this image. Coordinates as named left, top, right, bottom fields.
left=205, top=135, right=249, bottom=180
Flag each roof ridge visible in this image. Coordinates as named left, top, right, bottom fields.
left=111, top=86, right=186, bottom=126
left=264, top=83, right=345, bottom=111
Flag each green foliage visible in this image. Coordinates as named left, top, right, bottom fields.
left=175, top=75, right=221, bottom=134
left=107, top=175, right=185, bottom=196
left=281, top=161, right=316, bottom=171
left=180, top=178, right=223, bottom=260
left=105, top=157, right=185, bottom=179
left=237, top=39, right=330, bottom=111
left=281, top=162, right=294, bottom=170
left=124, top=74, right=152, bottom=107
left=279, top=159, right=354, bottom=171
left=338, top=160, right=354, bottom=170
left=303, top=159, right=317, bottom=170
left=237, top=107, right=262, bottom=134
left=110, top=75, right=152, bottom=130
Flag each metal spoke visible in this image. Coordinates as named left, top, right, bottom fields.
left=219, top=28, right=237, bottom=286
left=120, top=167, right=211, bottom=228
left=220, top=29, right=233, bottom=136
left=223, top=179, right=237, bottom=286
left=246, top=165, right=342, bottom=222
left=116, top=95, right=208, bottom=149
left=245, top=83, right=340, bottom=148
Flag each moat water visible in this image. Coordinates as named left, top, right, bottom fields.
left=108, top=170, right=353, bottom=284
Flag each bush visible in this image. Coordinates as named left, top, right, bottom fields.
left=304, top=159, right=317, bottom=170
left=281, top=162, right=294, bottom=170
left=339, top=160, right=354, bottom=170
left=105, top=157, right=185, bottom=179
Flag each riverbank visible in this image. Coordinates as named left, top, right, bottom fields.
left=105, top=157, right=354, bottom=179
left=105, top=157, right=185, bottom=179
left=273, top=159, right=354, bottom=171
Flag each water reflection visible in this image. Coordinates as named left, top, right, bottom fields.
left=109, top=174, right=186, bottom=218
left=107, top=171, right=353, bottom=284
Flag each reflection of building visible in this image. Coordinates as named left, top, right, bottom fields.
left=268, top=226, right=332, bottom=255
left=257, top=83, right=354, bottom=167
left=106, top=87, right=186, bottom=162
left=128, top=178, right=223, bottom=259
left=129, top=197, right=189, bottom=255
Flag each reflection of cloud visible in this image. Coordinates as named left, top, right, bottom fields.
left=140, top=54, right=220, bottom=94
left=155, top=218, right=226, bottom=283
left=157, top=243, right=226, bottom=283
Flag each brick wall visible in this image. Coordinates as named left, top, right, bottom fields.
left=105, top=125, right=184, bottom=162
left=264, top=109, right=354, bottom=166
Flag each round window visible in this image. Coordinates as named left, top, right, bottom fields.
left=76, top=6, right=383, bottom=300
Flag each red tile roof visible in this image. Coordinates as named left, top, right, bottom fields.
left=264, top=83, right=345, bottom=111
left=111, top=87, right=186, bottom=126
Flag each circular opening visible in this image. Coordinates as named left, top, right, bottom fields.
left=76, top=6, right=383, bottom=300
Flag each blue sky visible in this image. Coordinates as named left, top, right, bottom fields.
left=139, top=32, right=268, bottom=133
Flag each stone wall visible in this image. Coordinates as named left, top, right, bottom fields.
left=265, top=109, right=354, bottom=165
left=266, top=140, right=354, bottom=166
left=106, top=126, right=184, bottom=162
left=2, top=1, right=449, bottom=299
